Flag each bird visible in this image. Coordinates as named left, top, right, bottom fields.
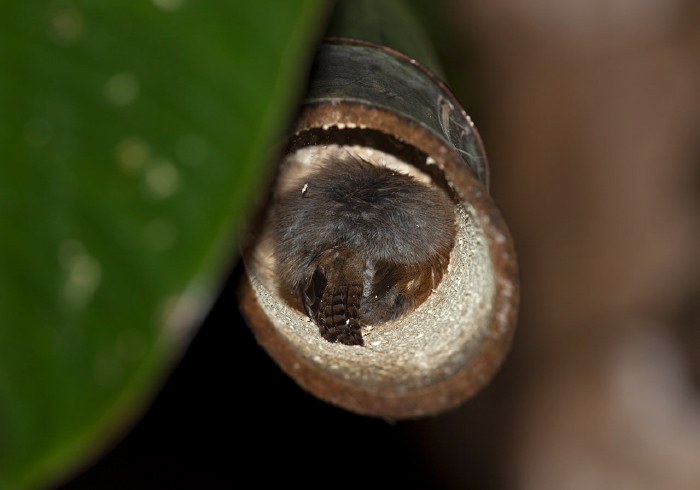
left=270, top=155, right=456, bottom=346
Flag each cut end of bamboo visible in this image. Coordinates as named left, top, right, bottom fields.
left=237, top=40, right=518, bottom=419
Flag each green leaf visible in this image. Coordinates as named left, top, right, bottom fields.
left=0, top=1, right=325, bottom=488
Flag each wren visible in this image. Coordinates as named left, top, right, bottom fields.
left=271, top=155, right=456, bottom=346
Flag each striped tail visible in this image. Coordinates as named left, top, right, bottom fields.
left=318, top=284, right=363, bottom=346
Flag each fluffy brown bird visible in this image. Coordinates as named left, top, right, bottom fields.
left=271, top=155, right=456, bottom=346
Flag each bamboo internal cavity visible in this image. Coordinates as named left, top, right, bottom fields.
left=245, top=144, right=496, bottom=392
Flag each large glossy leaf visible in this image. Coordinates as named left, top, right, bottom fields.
left=0, top=1, right=325, bottom=488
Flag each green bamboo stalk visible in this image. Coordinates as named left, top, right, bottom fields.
left=324, top=0, right=446, bottom=78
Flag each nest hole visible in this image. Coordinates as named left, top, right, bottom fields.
left=243, top=136, right=496, bottom=393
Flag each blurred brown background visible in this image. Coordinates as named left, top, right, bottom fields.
left=412, top=0, right=700, bottom=488
left=60, top=1, right=700, bottom=489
